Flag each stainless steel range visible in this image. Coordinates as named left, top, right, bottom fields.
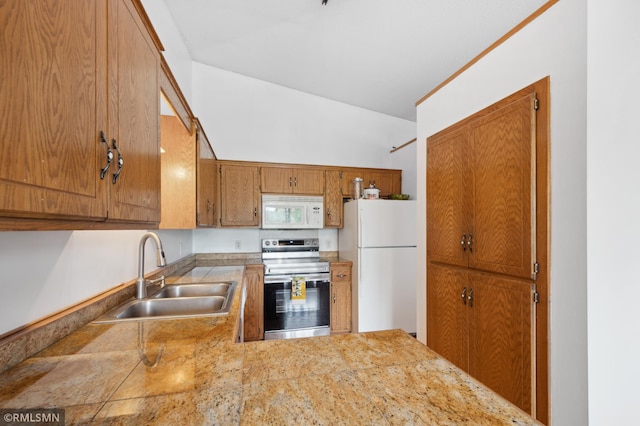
left=262, top=238, right=330, bottom=340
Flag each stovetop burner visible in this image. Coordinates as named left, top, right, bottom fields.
left=261, top=238, right=328, bottom=276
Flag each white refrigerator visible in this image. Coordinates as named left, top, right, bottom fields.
left=338, top=199, right=417, bottom=334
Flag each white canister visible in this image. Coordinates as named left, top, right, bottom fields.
left=363, top=187, right=380, bottom=199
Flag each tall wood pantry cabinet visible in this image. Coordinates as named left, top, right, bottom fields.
left=426, top=80, right=548, bottom=417
left=0, top=0, right=162, bottom=228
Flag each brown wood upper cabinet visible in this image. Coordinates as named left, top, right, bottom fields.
left=0, top=0, right=162, bottom=229
left=340, top=169, right=402, bottom=198
left=196, top=121, right=219, bottom=228
left=219, top=162, right=260, bottom=227
left=159, top=51, right=218, bottom=229
left=427, top=93, right=537, bottom=279
left=324, top=170, right=343, bottom=228
left=261, top=167, right=324, bottom=195
left=159, top=115, right=196, bottom=229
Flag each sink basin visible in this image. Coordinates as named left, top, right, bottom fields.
left=93, top=281, right=237, bottom=323
left=150, top=282, right=231, bottom=298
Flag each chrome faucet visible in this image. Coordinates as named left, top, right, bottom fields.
left=136, top=232, right=167, bottom=299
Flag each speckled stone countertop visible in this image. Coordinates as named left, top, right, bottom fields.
left=0, top=266, right=540, bottom=425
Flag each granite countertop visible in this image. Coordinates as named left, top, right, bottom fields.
left=0, top=265, right=540, bottom=425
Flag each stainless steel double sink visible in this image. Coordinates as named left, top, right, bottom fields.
left=93, top=282, right=237, bottom=323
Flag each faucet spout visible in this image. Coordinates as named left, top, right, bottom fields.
left=136, top=232, right=167, bottom=299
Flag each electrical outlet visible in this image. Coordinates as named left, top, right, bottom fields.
left=234, top=240, right=241, bottom=250
left=326, top=240, right=332, bottom=249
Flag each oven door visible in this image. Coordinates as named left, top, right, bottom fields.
left=263, top=275, right=330, bottom=339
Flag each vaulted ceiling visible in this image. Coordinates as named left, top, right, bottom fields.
left=162, top=0, right=547, bottom=121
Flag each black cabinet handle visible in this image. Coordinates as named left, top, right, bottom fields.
left=111, top=139, right=123, bottom=184
left=99, top=131, right=113, bottom=180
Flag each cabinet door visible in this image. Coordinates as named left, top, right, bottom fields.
left=244, top=264, right=264, bottom=341
left=375, top=170, right=402, bottom=197
left=324, top=170, right=343, bottom=228
left=469, top=94, right=536, bottom=279
left=293, top=169, right=324, bottom=195
left=330, top=263, right=352, bottom=333
left=261, top=167, right=291, bottom=193
left=107, top=0, right=161, bottom=223
left=196, top=129, right=217, bottom=227
left=426, top=263, right=468, bottom=371
left=426, top=127, right=470, bottom=268
left=159, top=115, right=196, bottom=229
left=468, top=272, right=533, bottom=414
left=220, top=163, right=260, bottom=227
left=341, top=169, right=363, bottom=197
left=0, top=0, right=108, bottom=220
left=363, top=170, right=401, bottom=197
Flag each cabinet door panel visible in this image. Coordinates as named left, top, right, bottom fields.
left=107, top=0, right=160, bottom=223
left=469, top=94, right=536, bottom=278
left=427, top=128, right=470, bottom=267
left=244, top=264, right=264, bottom=341
left=197, top=131, right=217, bottom=227
left=220, top=164, right=260, bottom=226
left=341, top=169, right=363, bottom=197
left=293, top=169, right=324, bottom=195
left=468, top=272, right=533, bottom=414
left=324, top=170, right=343, bottom=228
left=159, top=115, right=195, bottom=229
left=426, top=264, right=468, bottom=371
left=261, top=167, right=290, bottom=193
left=0, top=0, right=108, bottom=219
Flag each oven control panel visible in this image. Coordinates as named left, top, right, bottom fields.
left=261, top=239, right=319, bottom=249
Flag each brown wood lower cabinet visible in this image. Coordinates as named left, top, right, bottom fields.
left=243, top=264, right=264, bottom=341
left=330, top=262, right=352, bottom=334
left=427, top=263, right=533, bottom=414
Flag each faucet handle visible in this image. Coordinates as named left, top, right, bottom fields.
left=148, top=275, right=166, bottom=288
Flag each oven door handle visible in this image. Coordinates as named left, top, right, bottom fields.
left=264, top=273, right=330, bottom=284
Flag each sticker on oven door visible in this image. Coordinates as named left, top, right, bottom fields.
left=291, top=276, right=306, bottom=304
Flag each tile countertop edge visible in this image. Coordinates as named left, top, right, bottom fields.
left=0, top=254, right=263, bottom=374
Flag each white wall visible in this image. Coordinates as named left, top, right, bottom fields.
left=0, top=229, right=192, bottom=336
left=587, top=1, right=640, bottom=424
left=416, top=0, right=588, bottom=424
left=141, top=0, right=194, bottom=104
left=192, top=63, right=416, bottom=169
left=194, top=228, right=338, bottom=254
left=189, top=62, right=417, bottom=252
left=388, top=141, right=417, bottom=199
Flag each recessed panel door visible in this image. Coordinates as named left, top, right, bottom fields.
left=427, top=127, right=470, bottom=268
left=469, top=94, right=536, bottom=279
left=468, top=272, right=533, bottom=414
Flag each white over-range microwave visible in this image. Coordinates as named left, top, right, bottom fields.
left=261, top=194, right=324, bottom=229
